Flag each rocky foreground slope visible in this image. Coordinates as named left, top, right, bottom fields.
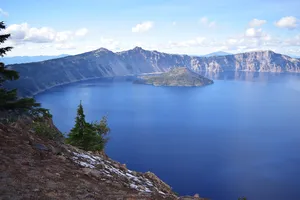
left=5, top=47, right=300, bottom=97
left=0, top=114, right=207, bottom=200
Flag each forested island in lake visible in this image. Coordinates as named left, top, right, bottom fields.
left=134, top=67, right=214, bottom=87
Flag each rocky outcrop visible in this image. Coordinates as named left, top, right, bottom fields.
left=0, top=114, right=208, bottom=200
left=134, top=67, right=213, bottom=86
left=5, top=47, right=300, bottom=97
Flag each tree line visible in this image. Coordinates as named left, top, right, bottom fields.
left=0, top=21, right=109, bottom=152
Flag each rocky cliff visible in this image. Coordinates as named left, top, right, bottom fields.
left=0, top=112, right=207, bottom=200
left=5, top=47, right=300, bottom=97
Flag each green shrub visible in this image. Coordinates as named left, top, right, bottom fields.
left=173, top=191, right=179, bottom=196
left=66, top=101, right=110, bottom=152
left=31, top=121, right=63, bottom=141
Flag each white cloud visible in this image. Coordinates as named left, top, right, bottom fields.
left=5, top=23, right=29, bottom=41
left=26, top=27, right=57, bottom=43
left=218, top=28, right=279, bottom=52
left=55, top=31, right=73, bottom=43
left=199, top=17, right=216, bottom=28
left=287, top=48, right=300, bottom=54
left=275, top=16, right=299, bottom=29
left=100, top=37, right=121, bottom=50
left=0, top=8, right=8, bottom=16
left=208, top=21, right=216, bottom=28
left=166, top=37, right=212, bottom=49
left=55, top=43, right=76, bottom=50
left=4, top=23, right=88, bottom=44
left=158, top=27, right=280, bottom=53
left=249, top=19, right=267, bottom=27
left=245, top=28, right=264, bottom=38
left=200, top=17, right=208, bottom=24
left=283, top=34, right=300, bottom=46
left=132, top=21, right=154, bottom=33
left=172, top=21, right=177, bottom=26
left=75, top=28, right=88, bottom=37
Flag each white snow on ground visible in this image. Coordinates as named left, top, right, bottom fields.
left=145, top=179, right=153, bottom=186
left=133, top=177, right=141, bottom=183
left=130, top=183, right=139, bottom=190
left=126, top=173, right=136, bottom=179
left=75, top=160, right=95, bottom=168
left=107, top=166, right=126, bottom=177
left=71, top=151, right=165, bottom=194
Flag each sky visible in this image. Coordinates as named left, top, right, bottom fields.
left=0, top=0, right=300, bottom=56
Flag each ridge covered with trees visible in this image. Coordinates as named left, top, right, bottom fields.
left=0, top=21, right=50, bottom=119
left=0, top=21, right=109, bottom=152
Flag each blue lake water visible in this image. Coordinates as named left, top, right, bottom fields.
left=35, top=72, right=300, bottom=200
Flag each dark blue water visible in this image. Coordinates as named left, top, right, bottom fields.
left=35, top=72, right=300, bottom=200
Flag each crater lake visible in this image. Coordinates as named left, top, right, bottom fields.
left=35, top=71, right=300, bottom=200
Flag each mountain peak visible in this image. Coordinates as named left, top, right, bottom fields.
left=204, top=51, right=232, bottom=57
left=94, top=47, right=111, bottom=53
left=245, top=50, right=275, bottom=54
left=132, top=46, right=144, bottom=51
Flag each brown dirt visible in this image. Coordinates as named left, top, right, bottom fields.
left=0, top=117, right=208, bottom=200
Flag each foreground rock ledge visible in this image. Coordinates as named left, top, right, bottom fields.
left=0, top=115, right=209, bottom=200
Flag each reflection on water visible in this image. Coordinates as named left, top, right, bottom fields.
left=73, top=71, right=300, bottom=90
left=199, top=71, right=300, bottom=82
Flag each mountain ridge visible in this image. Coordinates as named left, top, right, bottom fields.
left=0, top=54, right=69, bottom=65
left=5, top=47, right=300, bottom=97
left=203, top=51, right=232, bottom=57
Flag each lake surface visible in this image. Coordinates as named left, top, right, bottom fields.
left=35, top=71, right=300, bottom=200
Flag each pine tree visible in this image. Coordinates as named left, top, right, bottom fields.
left=0, top=21, right=18, bottom=86
left=0, top=21, right=18, bottom=107
left=66, top=101, right=87, bottom=148
left=66, top=101, right=110, bottom=151
left=0, top=21, right=48, bottom=117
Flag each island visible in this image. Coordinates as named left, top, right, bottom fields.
left=134, top=67, right=214, bottom=87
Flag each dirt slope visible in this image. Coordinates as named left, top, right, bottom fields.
left=0, top=116, right=208, bottom=200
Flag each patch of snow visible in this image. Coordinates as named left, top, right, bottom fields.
left=73, top=152, right=96, bottom=163
left=124, top=173, right=142, bottom=183
left=71, top=151, right=157, bottom=193
left=75, top=160, right=95, bottom=168
left=130, top=183, right=139, bottom=190
left=144, top=187, right=152, bottom=193
left=159, top=191, right=166, bottom=195
left=91, top=155, right=103, bottom=161
left=107, top=166, right=126, bottom=177
left=126, top=173, right=136, bottom=179
left=133, top=177, right=141, bottom=183
left=145, top=179, right=153, bottom=186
